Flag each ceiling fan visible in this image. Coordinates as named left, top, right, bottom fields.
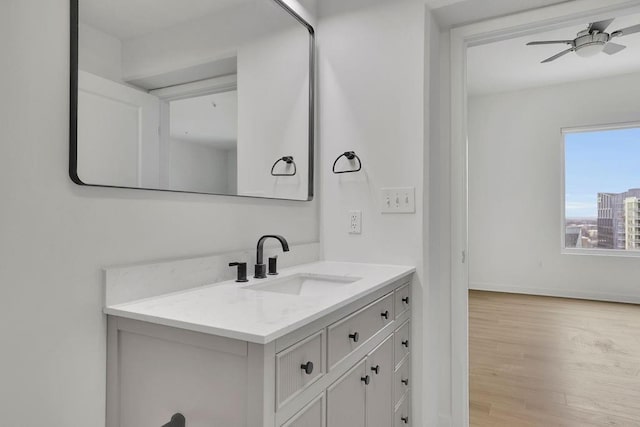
left=526, top=18, right=640, bottom=63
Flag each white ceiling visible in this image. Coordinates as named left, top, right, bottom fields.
left=467, top=12, right=640, bottom=96
left=170, top=91, right=237, bottom=149
left=80, top=0, right=251, bottom=40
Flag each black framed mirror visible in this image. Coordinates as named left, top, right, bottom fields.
left=70, top=0, right=314, bottom=201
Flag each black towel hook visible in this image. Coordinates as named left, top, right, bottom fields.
left=332, top=151, right=362, bottom=174
left=271, top=156, right=297, bottom=176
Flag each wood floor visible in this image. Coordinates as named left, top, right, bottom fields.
left=469, top=290, right=640, bottom=427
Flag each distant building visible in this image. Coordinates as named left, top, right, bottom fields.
left=565, top=226, right=583, bottom=248
left=597, top=188, right=640, bottom=249
left=624, top=197, right=640, bottom=250
left=597, top=193, right=615, bottom=248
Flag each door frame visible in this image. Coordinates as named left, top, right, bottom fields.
left=449, top=1, right=640, bottom=425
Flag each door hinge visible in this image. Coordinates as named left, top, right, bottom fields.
left=461, top=250, right=466, bottom=263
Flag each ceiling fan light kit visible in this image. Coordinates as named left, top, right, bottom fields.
left=526, top=19, right=640, bottom=63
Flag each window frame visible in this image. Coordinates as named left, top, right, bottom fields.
left=561, top=120, right=640, bottom=257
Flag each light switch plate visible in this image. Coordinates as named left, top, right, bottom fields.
left=348, top=210, right=362, bottom=234
left=380, top=187, right=415, bottom=214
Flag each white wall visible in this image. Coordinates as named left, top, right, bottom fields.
left=169, top=140, right=231, bottom=194
left=0, top=1, right=317, bottom=426
left=468, top=71, right=640, bottom=302
left=317, top=0, right=432, bottom=425
left=78, top=23, right=123, bottom=82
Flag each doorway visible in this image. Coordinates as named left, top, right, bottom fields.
left=449, top=1, right=640, bottom=425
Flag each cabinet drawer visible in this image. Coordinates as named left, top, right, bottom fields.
left=328, top=293, right=394, bottom=369
left=276, top=330, right=325, bottom=408
left=394, top=393, right=411, bottom=427
left=394, top=320, right=410, bottom=368
left=394, top=284, right=411, bottom=319
left=281, top=392, right=325, bottom=427
left=394, top=357, right=411, bottom=408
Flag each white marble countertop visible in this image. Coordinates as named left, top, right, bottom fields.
left=104, top=261, right=415, bottom=344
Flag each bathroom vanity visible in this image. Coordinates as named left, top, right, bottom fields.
left=104, top=262, right=414, bottom=427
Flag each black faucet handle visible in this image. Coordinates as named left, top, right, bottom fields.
left=254, top=263, right=267, bottom=279
left=268, top=256, right=279, bottom=275
left=229, top=262, right=248, bottom=283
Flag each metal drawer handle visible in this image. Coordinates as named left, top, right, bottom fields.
left=402, top=340, right=409, bottom=348
left=401, top=416, right=409, bottom=424
left=401, top=378, right=409, bottom=386
left=161, top=413, right=185, bottom=427
left=349, top=332, right=360, bottom=343
left=371, top=365, right=380, bottom=375
left=361, top=375, right=370, bottom=385
left=402, top=296, right=410, bottom=304
left=300, top=361, right=314, bottom=375
left=381, top=310, right=390, bottom=320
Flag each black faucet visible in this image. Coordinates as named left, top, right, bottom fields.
left=255, top=235, right=289, bottom=278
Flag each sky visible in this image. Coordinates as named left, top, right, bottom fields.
left=565, top=126, right=640, bottom=218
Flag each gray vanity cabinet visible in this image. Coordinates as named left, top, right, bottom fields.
left=326, top=360, right=367, bottom=427
left=326, top=334, right=394, bottom=427
left=365, top=335, right=394, bottom=427
left=282, top=393, right=325, bottom=427
left=106, top=277, right=412, bottom=427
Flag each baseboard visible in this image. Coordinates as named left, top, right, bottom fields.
left=469, top=282, right=640, bottom=305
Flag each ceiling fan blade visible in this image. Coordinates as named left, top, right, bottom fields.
left=541, top=48, right=573, bottom=63
left=527, top=40, right=574, bottom=46
left=610, top=24, right=640, bottom=38
left=603, top=42, right=626, bottom=55
left=588, top=18, right=615, bottom=33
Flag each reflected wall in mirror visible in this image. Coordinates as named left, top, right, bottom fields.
left=70, top=0, right=314, bottom=200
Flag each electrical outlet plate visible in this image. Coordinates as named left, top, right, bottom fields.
left=380, top=187, right=415, bottom=214
left=349, top=210, right=362, bottom=234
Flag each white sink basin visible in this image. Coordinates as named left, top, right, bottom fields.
left=244, top=273, right=361, bottom=296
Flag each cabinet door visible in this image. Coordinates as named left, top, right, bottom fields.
left=282, top=393, right=325, bottom=427
left=327, top=359, right=366, bottom=427
left=366, top=335, right=394, bottom=427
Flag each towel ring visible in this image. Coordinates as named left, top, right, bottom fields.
left=332, top=151, right=362, bottom=174
left=271, top=156, right=297, bottom=176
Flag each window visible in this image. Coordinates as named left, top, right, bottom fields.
left=563, top=124, right=640, bottom=253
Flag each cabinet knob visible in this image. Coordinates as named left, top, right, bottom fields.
left=300, top=361, right=314, bottom=375
left=161, top=413, right=186, bottom=427
left=371, top=365, right=380, bottom=375
left=402, top=296, right=410, bottom=304
left=361, top=375, right=370, bottom=385
left=401, top=378, right=409, bottom=386
left=349, top=332, right=360, bottom=343
left=401, top=416, right=409, bottom=424
left=402, top=340, right=409, bottom=348
left=380, top=310, right=390, bottom=320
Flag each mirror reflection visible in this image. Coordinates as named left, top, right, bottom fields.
left=72, top=0, right=313, bottom=200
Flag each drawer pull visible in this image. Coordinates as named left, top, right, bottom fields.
left=371, top=365, right=380, bottom=375
left=349, top=332, right=360, bottom=343
left=401, top=416, right=409, bottom=424
left=401, top=378, right=409, bottom=386
left=161, top=413, right=185, bottom=427
left=381, top=310, right=390, bottom=319
left=361, top=375, right=370, bottom=385
left=300, top=361, right=314, bottom=375
left=402, top=296, right=410, bottom=304
left=402, top=340, right=409, bottom=348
